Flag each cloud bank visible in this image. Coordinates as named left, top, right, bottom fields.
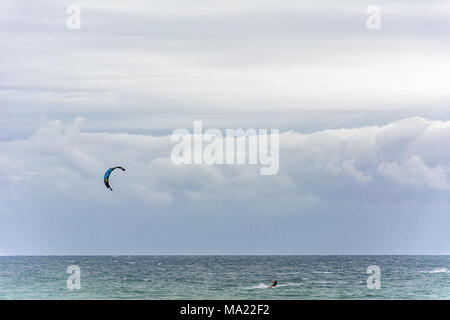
left=1, top=117, right=449, bottom=254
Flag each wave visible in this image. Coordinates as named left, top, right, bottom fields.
left=244, top=283, right=269, bottom=289
left=244, top=282, right=302, bottom=289
left=423, top=268, right=450, bottom=274
left=277, top=282, right=302, bottom=287
left=276, top=271, right=302, bottom=275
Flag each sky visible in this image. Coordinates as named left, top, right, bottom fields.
left=1, top=0, right=450, bottom=254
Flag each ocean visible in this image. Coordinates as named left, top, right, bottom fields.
left=0, top=256, right=449, bottom=299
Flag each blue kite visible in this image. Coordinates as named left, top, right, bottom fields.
left=104, top=166, right=125, bottom=191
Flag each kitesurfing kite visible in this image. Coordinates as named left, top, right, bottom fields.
left=104, top=166, right=125, bottom=191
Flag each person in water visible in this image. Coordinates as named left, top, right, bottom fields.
left=269, top=280, right=277, bottom=288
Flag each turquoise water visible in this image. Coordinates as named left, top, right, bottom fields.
left=0, top=256, right=449, bottom=299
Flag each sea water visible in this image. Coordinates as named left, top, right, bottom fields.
left=0, top=256, right=449, bottom=299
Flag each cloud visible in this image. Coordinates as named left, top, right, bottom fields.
left=2, top=0, right=450, bottom=253
left=2, top=116, right=450, bottom=254
left=2, top=0, right=450, bottom=140
left=378, top=155, right=449, bottom=190
left=1, top=116, right=449, bottom=207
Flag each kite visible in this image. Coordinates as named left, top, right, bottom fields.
left=104, top=166, right=125, bottom=191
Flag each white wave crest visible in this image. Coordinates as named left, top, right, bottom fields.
left=423, top=268, right=450, bottom=274
left=244, top=282, right=302, bottom=289
left=244, top=283, right=269, bottom=289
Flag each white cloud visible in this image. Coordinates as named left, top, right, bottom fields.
left=1, top=116, right=449, bottom=209
left=2, top=0, right=450, bottom=140
left=1, top=116, right=450, bottom=254
left=378, top=155, right=449, bottom=191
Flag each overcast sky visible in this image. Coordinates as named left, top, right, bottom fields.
left=1, top=0, right=450, bottom=254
